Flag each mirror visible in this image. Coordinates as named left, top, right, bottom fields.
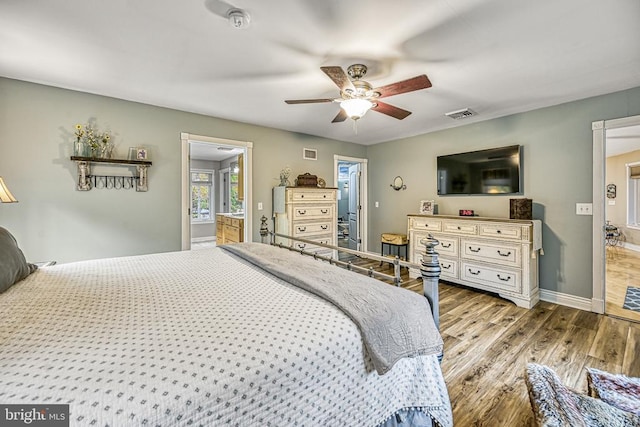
left=390, top=176, right=406, bottom=191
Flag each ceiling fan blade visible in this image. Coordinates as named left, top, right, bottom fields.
left=331, top=109, right=348, bottom=123
left=371, top=101, right=412, bottom=120
left=320, top=66, right=355, bottom=92
left=285, top=98, right=334, bottom=104
left=374, top=75, right=432, bottom=98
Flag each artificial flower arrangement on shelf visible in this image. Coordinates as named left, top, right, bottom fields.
left=73, top=122, right=113, bottom=159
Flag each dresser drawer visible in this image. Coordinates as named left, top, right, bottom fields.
left=292, top=205, right=334, bottom=220
left=479, top=223, right=523, bottom=240
left=223, top=224, right=242, bottom=243
left=413, top=251, right=458, bottom=279
left=432, top=234, right=458, bottom=257
left=461, top=262, right=521, bottom=293
left=292, top=221, right=333, bottom=236
left=290, top=190, right=335, bottom=202
left=409, top=217, right=442, bottom=232
left=292, top=236, right=333, bottom=252
left=462, top=239, right=521, bottom=267
left=223, top=216, right=242, bottom=228
left=443, top=221, right=478, bottom=235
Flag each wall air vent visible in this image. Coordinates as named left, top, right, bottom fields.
left=445, top=108, right=477, bottom=120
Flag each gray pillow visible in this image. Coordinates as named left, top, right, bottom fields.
left=0, top=227, right=37, bottom=292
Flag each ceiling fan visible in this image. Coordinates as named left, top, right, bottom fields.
left=285, top=64, right=432, bottom=123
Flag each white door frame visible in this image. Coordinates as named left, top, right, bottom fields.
left=592, top=114, right=640, bottom=313
left=181, top=132, right=253, bottom=250
left=334, top=155, right=368, bottom=252
left=219, top=168, right=230, bottom=213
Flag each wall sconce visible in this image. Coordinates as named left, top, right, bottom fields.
left=0, top=177, right=18, bottom=203
left=390, top=176, right=406, bottom=191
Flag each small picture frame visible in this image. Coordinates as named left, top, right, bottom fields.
left=128, top=147, right=137, bottom=160
left=136, top=147, right=148, bottom=160
left=420, top=200, right=435, bottom=215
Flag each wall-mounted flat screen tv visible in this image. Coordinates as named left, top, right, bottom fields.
left=437, top=145, right=522, bottom=195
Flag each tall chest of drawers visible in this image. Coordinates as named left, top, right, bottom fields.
left=408, top=214, right=541, bottom=308
left=273, top=187, right=338, bottom=257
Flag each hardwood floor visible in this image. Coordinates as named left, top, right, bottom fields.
left=341, top=254, right=640, bottom=426
left=606, top=245, right=640, bottom=322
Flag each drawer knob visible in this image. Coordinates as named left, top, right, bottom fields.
left=441, top=264, right=451, bottom=269
left=457, top=226, right=461, bottom=230
left=497, top=274, right=511, bottom=282
left=321, top=225, right=328, bottom=230
left=469, top=247, right=481, bottom=253
left=301, top=194, right=304, bottom=198
left=298, top=226, right=306, bottom=232
left=297, top=244, right=306, bottom=249
left=468, top=268, right=481, bottom=275
left=441, top=243, right=451, bottom=248
left=321, top=209, right=328, bottom=214
left=497, top=250, right=511, bottom=257
left=496, top=230, right=502, bottom=234
left=323, top=195, right=327, bottom=198
left=298, top=209, right=306, bottom=215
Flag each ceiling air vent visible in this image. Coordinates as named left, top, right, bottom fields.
left=445, top=108, right=477, bottom=120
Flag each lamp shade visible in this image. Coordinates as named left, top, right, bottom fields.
left=340, top=98, right=373, bottom=120
left=0, top=177, right=18, bottom=203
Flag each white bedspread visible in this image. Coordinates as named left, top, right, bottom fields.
left=0, top=248, right=452, bottom=426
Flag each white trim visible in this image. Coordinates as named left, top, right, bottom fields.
left=623, top=241, right=640, bottom=253
left=592, top=114, right=640, bottom=314
left=181, top=132, right=253, bottom=250
left=334, top=155, right=369, bottom=251
left=540, top=289, right=593, bottom=312
left=191, top=236, right=216, bottom=243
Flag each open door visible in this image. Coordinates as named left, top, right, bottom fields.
left=348, top=163, right=361, bottom=250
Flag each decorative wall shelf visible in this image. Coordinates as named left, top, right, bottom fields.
left=70, top=156, right=152, bottom=192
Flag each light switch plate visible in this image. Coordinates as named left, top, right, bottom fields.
left=576, top=203, right=593, bottom=215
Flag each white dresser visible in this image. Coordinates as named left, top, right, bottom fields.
left=273, top=187, right=338, bottom=257
left=407, top=214, right=541, bottom=308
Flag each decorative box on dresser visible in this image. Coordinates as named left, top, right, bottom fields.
left=407, top=214, right=542, bottom=308
left=273, top=186, right=338, bottom=258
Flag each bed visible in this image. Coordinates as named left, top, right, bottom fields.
left=0, top=227, right=452, bottom=427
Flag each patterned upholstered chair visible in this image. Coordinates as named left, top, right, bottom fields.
left=524, top=364, right=640, bottom=427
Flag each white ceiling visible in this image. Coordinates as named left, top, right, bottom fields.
left=190, top=141, right=243, bottom=161
left=1, top=0, right=639, bottom=145
left=606, top=124, right=640, bottom=158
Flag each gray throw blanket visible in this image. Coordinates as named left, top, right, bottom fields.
left=221, top=242, right=443, bottom=375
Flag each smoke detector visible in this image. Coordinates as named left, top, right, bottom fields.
left=445, top=108, right=477, bottom=120
left=227, top=8, right=250, bottom=29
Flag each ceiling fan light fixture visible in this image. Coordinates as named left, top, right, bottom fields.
left=340, top=98, right=373, bottom=120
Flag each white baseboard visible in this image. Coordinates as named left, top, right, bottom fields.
left=623, top=241, right=640, bottom=253
left=539, top=289, right=593, bottom=312
left=191, top=236, right=216, bottom=243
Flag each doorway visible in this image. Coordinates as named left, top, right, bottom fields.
left=181, top=133, right=253, bottom=250
left=592, top=115, right=640, bottom=322
left=334, top=155, right=368, bottom=252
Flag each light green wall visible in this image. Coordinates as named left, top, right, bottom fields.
left=0, top=78, right=365, bottom=263
left=365, top=86, right=640, bottom=298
